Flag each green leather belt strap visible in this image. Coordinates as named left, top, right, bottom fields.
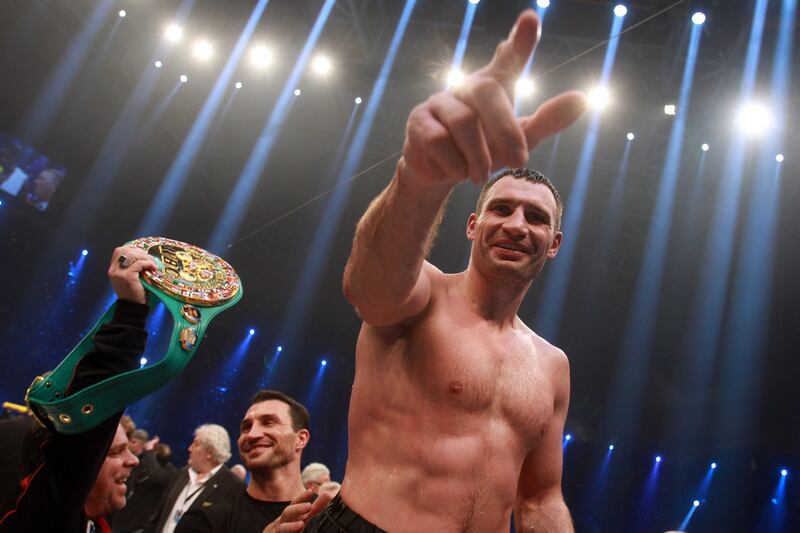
left=25, top=237, right=243, bottom=435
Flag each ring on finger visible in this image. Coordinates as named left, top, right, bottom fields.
left=118, top=255, right=134, bottom=268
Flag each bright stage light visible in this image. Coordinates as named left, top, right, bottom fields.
left=693, top=500, right=700, bottom=507
left=235, top=81, right=242, bottom=89
left=154, top=60, right=163, bottom=68
left=711, top=462, right=717, bottom=469
left=564, top=433, right=572, bottom=441
left=118, top=9, right=127, bottom=18
left=193, top=39, right=213, bottom=61
left=250, top=45, right=273, bottom=69
left=587, top=87, right=610, bottom=111
left=776, top=154, right=784, bottom=163
left=735, top=101, right=773, bottom=135
left=664, top=104, right=676, bottom=116
left=180, top=74, right=188, bottom=83
left=692, top=12, right=706, bottom=25
left=355, top=96, right=362, bottom=104
left=164, top=24, right=184, bottom=43
left=276, top=345, right=283, bottom=352
left=515, top=77, right=535, bottom=98
left=140, top=357, right=147, bottom=366
left=701, top=143, right=709, bottom=152
left=614, top=4, right=627, bottom=17
left=655, top=455, right=662, bottom=463
left=312, top=54, right=332, bottom=76
left=537, top=0, right=551, bottom=7
left=321, top=359, right=328, bottom=366
left=608, top=444, right=615, bottom=451
left=468, top=0, right=480, bottom=4
left=626, top=132, right=635, bottom=141
left=781, top=468, right=788, bottom=477
left=81, top=249, right=89, bottom=256
left=294, top=88, right=301, bottom=96
left=249, top=328, right=255, bottom=335
left=447, top=68, right=465, bottom=88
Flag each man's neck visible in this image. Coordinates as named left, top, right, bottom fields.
left=191, top=462, right=218, bottom=480
left=460, top=265, right=530, bottom=327
left=247, top=464, right=305, bottom=502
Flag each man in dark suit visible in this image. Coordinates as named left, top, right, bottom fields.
left=145, top=424, right=243, bottom=533
left=112, top=437, right=178, bottom=532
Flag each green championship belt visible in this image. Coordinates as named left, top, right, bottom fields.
left=25, top=237, right=243, bottom=435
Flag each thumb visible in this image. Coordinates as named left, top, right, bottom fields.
left=520, top=90, right=588, bottom=149
left=481, top=10, right=540, bottom=87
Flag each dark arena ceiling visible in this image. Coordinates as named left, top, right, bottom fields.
left=0, top=0, right=798, bottom=530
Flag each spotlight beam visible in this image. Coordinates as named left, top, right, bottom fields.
left=18, top=0, right=116, bottom=146
left=138, top=0, right=271, bottom=235
left=206, top=0, right=337, bottom=252
left=607, top=21, right=703, bottom=447
left=451, top=1, right=478, bottom=71
left=534, top=13, right=624, bottom=339
left=263, top=0, right=418, bottom=382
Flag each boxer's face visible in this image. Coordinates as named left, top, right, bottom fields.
left=84, top=424, right=139, bottom=519
left=467, top=178, right=562, bottom=283
left=238, top=400, right=308, bottom=473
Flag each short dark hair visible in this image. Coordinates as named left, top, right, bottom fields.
left=250, top=390, right=310, bottom=432
left=475, top=168, right=563, bottom=230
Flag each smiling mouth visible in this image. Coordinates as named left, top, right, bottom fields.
left=494, top=243, right=529, bottom=254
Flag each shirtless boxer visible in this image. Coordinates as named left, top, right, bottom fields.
left=304, top=9, right=587, bottom=533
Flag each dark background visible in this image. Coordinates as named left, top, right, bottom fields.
left=0, top=0, right=798, bottom=530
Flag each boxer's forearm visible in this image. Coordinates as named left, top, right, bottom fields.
left=343, top=159, right=451, bottom=326
left=515, top=496, right=573, bottom=533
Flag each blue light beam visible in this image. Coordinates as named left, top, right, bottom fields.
left=205, top=0, right=337, bottom=252
left=605, top=21, right=702, bottom=445
left=18, top=0, right=116, bottom=146
left=138, top=0, right=272, bottom=236
left=534, top=13, right=624, bottom=340
left=261, top=0, right=418, bottom=379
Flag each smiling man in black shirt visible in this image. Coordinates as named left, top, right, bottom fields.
left=175, top=391, right=329, bottom=532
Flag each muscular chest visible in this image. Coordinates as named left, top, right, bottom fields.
left=404, top=312, right=555, bottom=441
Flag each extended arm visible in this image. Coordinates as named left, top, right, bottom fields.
left=514, top=352, right=573, bottom=532
left=343, top=10, right=585, bottom=327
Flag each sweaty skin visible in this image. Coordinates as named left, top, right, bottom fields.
left=341, top=178, right=571, bottom=533
left=339, top=9, right=584, bottom=532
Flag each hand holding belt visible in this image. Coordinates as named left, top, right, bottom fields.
left=25, top=237, right=243, bottom=435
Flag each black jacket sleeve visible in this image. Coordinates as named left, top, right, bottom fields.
left=0, top=300, right=148, bottom=533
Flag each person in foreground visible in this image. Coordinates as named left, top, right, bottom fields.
left=175, top=391, right=330, bottom=532
left=0, top=246, right=156, bottom=532
left=304, top=9, right=586, bottom=533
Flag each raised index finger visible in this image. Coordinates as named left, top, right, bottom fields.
left=479, top=9, right=541, bottom=89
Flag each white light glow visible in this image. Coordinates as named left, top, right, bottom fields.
left=193, top=39, right=213, bottom=61
left=776, top=154, right=784, bottom=163
left=693, top=500, right=700, bottom=507
left=180, top=74, right=188, bottom=83
left=355, top=96, right=362, bottom=104
left=537, top=0, right=551, bottom=8
left=692, top=12, right=706, bottom=25
left=250, top=45, right=273, bottom=69
left=587, top=87, right=610, bottom=111
left=736, top=101, right=773, bottom=135
left=294, top=89, right=301, bottom=96
left=614, top=4, right=627, bottom=17
left=468, top=0, right=480, bottom=4
left=664, top=104, right=676, bottom=116
left=312, top=54, right=332, bottom=75
left=701, top=143, right=709, bottom=152
left=164, top=24, right=184, bottom=43
left=447, top=68, right=465, bottom=88
left=626, top=132, right=635, bottom=141
left=154, top=60, right=163, bottom=68
left=515, top=77, right=535, bottom=98
left=118, top=9, right=127, bottom=18
left=234, top=81, right=242, bottom=89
